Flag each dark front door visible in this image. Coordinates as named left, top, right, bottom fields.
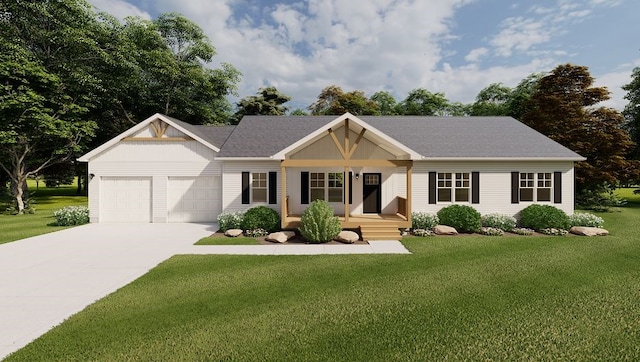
left=362, top=173, right=381, bottom=213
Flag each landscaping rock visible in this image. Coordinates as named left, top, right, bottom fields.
left=569, top=226, right=609, bottom=236
left=434, top=225, right=458, bottom=235
left=334, top=230, right=359, bottom=244
left=225, top=229, right=243, bottom=237
left=266, top=232, right=289, bottom=243
left=282, top=231, right=296, bottom=240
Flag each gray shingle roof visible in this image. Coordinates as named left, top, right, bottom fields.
left=165, top=115, right=236, bottom=149
left=211, top=115, right=583, bottom=159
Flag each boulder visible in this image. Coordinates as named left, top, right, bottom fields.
left=224, top=229, right=243, bottom=237
left=282, top=230, right=296, bottom=240
left=266, top=232, right=289, bottom=243
left=434, top=225, right=458, bottom=235
left=334, top=230, right=360, bottom=244
left=569, top=226, right=609, bottom=236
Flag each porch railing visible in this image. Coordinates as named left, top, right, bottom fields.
left=285, top=196, right=290, bottom=217
left=397, top=196, right=407, bottom=218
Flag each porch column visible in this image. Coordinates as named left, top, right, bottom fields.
left=280, top=162, right=287, bottom=228
left=406, top=162, right=412, bottom=225
left=344, top=165, right=350, bottom=222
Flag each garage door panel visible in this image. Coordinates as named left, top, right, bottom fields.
left=168, top=176, right=220, bottom=222
left=101, top=177, right=152, bottom=223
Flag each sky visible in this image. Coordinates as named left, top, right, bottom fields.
left=88, top=0, right=639, bottom=112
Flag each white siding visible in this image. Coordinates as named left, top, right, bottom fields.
left=87, top=137, right=221, bottom=223
left=411, top=160, right=576, bottom=216
left=221, top=161, right=281, bottom=214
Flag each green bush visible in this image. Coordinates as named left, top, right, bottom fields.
left=481, top=213, right=516, bottom=232
left=568, top=212, right=604, bottom=227
left=217, top=211, right=245, bottom=232
left=53, top=206, right=89, bottom=226
left=299, top=200, right=342, bottom=243
left=437, top=205, right=481, bottom=233
left=411, top=212, right=439, bottom=230
left=518, top=204, right=570, bottom=231
left=241, top=206, right=280, bottom=233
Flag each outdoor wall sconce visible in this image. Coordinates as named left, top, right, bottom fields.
left=89, top=173, right=95, bottom=179
left=355, top=173, right=360, bottom=180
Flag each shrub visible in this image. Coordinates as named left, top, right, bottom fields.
left=244, top=228, right=268, bottom=237
left=481, top=213, right=516, bottom=232
left=437, top=205, right=481, bottom=233
left=217, top=211, right=245, bottom=232
left=512, top=227, right=534, bottom=236
left=299, top=200, right=341, bottom=243
left=411, top=212, right=439, bottom=230
left=568, top=212, right=604, bottom=227
left=480, top=227, right=504, bottom=236
left=53, top=206, right=89, bottom=226
left=518, top=204, right=570, bottom=231
left=241, top=206, right=280, bottom=233
left=577, top=184, right=626, bottom=211
left=412, top=229, right=435, bottom=237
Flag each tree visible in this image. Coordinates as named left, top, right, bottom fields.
left=470, top=83, right=512, bottom=116
left=0, top=0, right=100, bottom=213
left=521, top=64, right=637, bottom=191
left=507, top=73, right=543, bottom=120
left=623, top=66, right=640, bottom=159
left=234, top=87, right=291, bottom=122
left=397, top=88, right=449, bottom=116
left=370, top=91, right=399, bottom=115
left=289, top=108, right=309, bottom=116
left=308, top=86, right=379, bottom=115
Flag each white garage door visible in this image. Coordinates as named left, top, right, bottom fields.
left=168, top=176, right=220, bottom=222
left=101, top=177, right=152, bottom=223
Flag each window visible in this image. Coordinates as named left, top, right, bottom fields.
left=519, top=172, right=552, bottom=202
left=520, top=173, right=534, bottom=201
left=310, top=172, right=325, bottom=201
left=437, top=173, right=452, bottom=202
left=328, top=172, right=343, bottom=202
left=537, top=173, right=552, bottom=201
left=455, top=173, right=470, bottom=202
left=252, top=173, right=267, bottom=202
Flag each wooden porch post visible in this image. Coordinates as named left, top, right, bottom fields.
left=280, top=162, right=287, bottom=228
left=344, top=165, right=350, bottom=222
left=406, top=162, right=412, bottom=225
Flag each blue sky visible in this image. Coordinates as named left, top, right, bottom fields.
left=89, top=0, right=639, bottom=111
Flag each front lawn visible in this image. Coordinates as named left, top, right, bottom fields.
left=0, top=180, right=87, bottom=244
left=6, top=192, right=640, bottom=360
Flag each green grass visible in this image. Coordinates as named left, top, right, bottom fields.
left=0, top=180, right=87, bottom=244
left=6, top=191, right=640, bottom=361
left=195, top=236, right=260, bottom=245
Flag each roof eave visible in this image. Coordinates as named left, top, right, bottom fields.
left=421, top=156, right=586, bottom=162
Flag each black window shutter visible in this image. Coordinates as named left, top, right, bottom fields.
left=241, top=172, right=250, bottom=204
left=554, top=172, right=562, bottom=204
left=349, top=172, right=353, bottom=204
left=428, top=172, right=436, bottom=204
left=301, top=171, right=309, bottom=204
left=471, top=172, right=480, bottom=204
left=511, top=172, right=519, bottom=204
left=268, top=171, right=277, bottom=204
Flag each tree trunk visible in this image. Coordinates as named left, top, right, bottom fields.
left=11, top=176, right=26, bottom=214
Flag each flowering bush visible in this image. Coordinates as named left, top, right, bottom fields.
left=480, top=227, right=504, bottom=236
left=217, top=211, right=245, bottom=232
left=481, top=213, right=516, bottom=232
left=412, top=229, right=435, bottom=237
left=411, top=212, right=439, bottom=230
left=541, top=228, right=568, bottom=236
left=53, top=206, right=89, bottom=226
left=512, top=227, right=534, bottom=236
left=568, top=212, right=604, bottom=227
left=244, top=228, right=268, bottom=237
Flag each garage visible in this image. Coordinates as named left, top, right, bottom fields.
left=101, top=177, right=152, bottom=223
left=168, top=176, right=220, bottom=222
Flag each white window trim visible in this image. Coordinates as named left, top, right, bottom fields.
left=519, top=172, right=553, bottom=203
left=437, top=172, right=471, bottom=203
left=309, top=172, right=345, bottom=203
left=251, top=172, right=268, bottom=204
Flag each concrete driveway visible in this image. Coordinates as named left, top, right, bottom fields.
left=0, top=223, right=216, bottom=359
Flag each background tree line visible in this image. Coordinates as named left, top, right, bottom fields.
left=2, top=0, right=640, bottom=212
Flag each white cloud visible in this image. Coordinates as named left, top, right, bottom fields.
left=595, top=58, right=640, bottom=109
left=88, top=0, right=151, bottom=20
left=465, top=47, right=488, bottom=63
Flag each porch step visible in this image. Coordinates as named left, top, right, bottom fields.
left=359, top=224, right=402, bottom=240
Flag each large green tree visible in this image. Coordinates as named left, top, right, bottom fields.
left=234, top=87, right=291, bottom=122
left=370, top=91, right=399, bottom=115
left=0, top=0, right=100, bottom=213
left=397, top=88, right=449, bottom=116
left=470, top=83, right=512, bottom=116
left=308, top=86, right=379, bottom=115
left=622, top=66, right=640, bottom=160
left=522, top=64, right=637, bottom=191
